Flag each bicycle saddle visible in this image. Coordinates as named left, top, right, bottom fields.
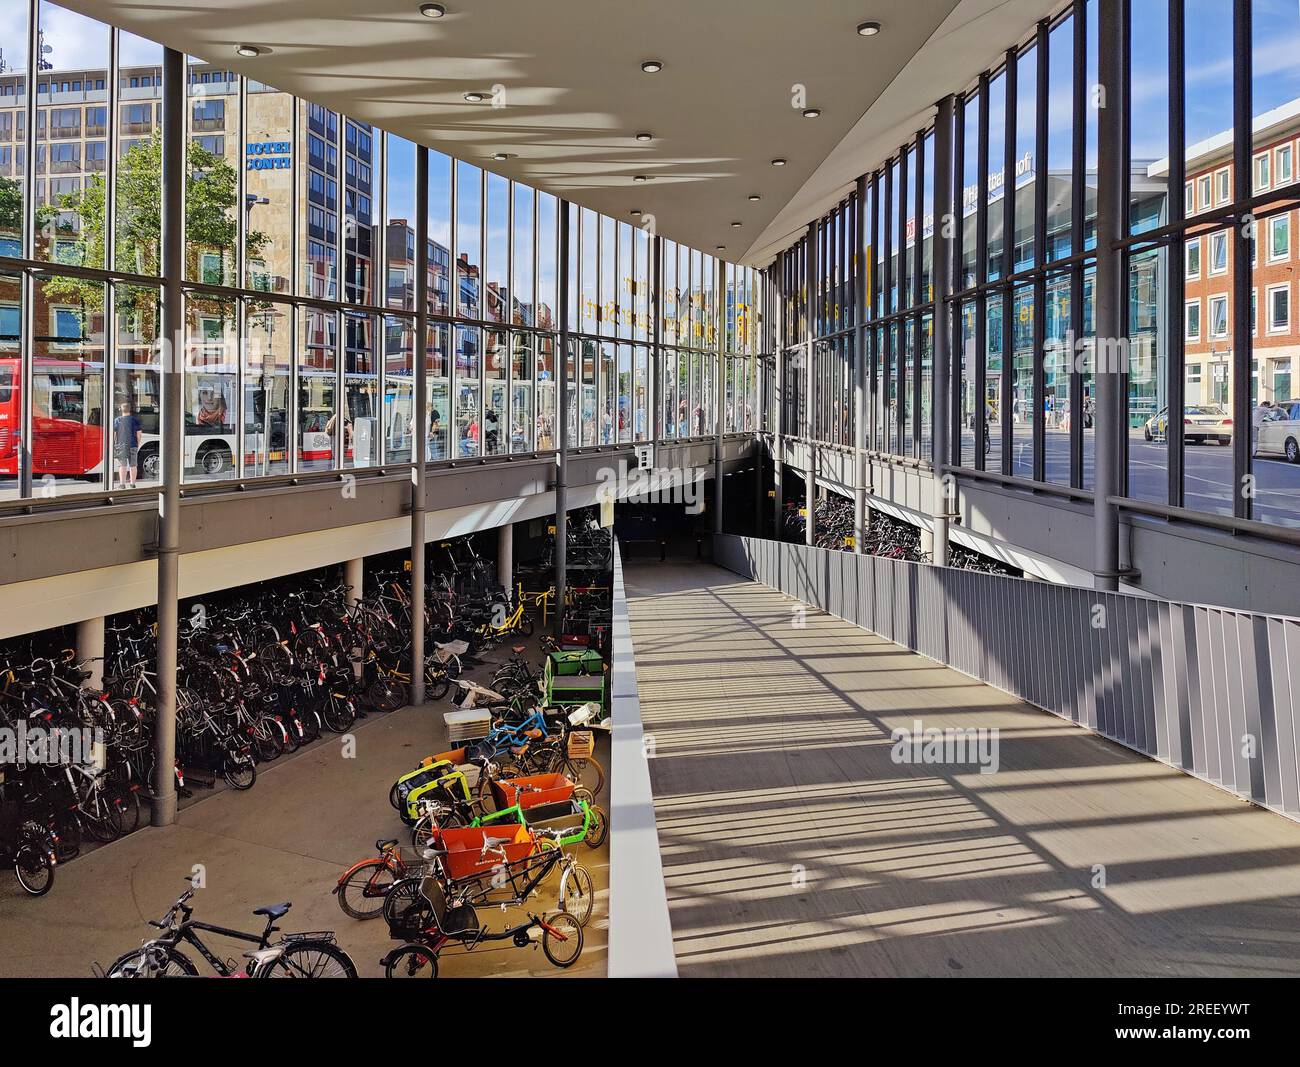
left=375, top=838, right=398, bottom=851
left=512, top=645, right=526, bottom=654
left=253, top=902, right=292, bottom=919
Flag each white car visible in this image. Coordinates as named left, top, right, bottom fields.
left=1257, top=400, right=1300, bottom=464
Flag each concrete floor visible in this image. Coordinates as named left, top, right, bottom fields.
left=0, top=650, right=608, bottom=979
left=626, top=561, right=1300, bottom=978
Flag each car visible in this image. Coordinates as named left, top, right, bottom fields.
left=1256, top=400, right=1300, bottom=464
left=1143, top=405, right=1233, bottom=445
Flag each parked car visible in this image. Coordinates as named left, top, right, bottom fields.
left=1257, top=400, right=1300, bottom=463
left=1144, top=405, right=1233, bottom=445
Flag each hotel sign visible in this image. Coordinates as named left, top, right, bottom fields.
left=247, top=141, right=292, bottom=170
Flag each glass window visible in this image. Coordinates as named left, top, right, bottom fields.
left=244, top=299, right=291, bottom=476
left=1186, top=300, right=1201, bottom=341
left=36, top=3, right=108, bottom=267
left=428, top=151, right=452, bottom=316
left=385, top=135, right=416, bottom=311
left=297, top=306, right=337, bottom=471
left=301, top=103, right=339, bottom=299
left=484, top=173, right=508, bottom=324
left=454, top=324, right=480, bottom=456
left=1185, top=238, right=1201, bottom=278
left=510, top=332, right=532, bottom=453
left=455, top=162, right=481, bottom=319
left=342, top=311, right=378, bottom=467
left=1268, top=285, right=1290, bottom=333
left=244, top=82, right=292, bottom=293
left=512, top=184, right=534, bottom=326
left=1269, top=214, right=1290, bottom=261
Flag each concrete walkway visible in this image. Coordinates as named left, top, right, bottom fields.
left=625, top=561, right=1300, bottom=978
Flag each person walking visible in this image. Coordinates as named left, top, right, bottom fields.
left=112, top=401, right=143, bottom=489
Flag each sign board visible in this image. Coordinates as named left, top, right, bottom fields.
left=634, top=444, right=653, bottom=471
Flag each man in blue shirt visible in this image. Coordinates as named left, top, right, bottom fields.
left=112, top=401, right=143, bottom=489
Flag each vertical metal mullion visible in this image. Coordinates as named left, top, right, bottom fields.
left=1070, top=0, right=1086, bottom=488
left=1001, top=47, right=1017, bottom=477
left=477, top=168, right=485, bottom=450
left=975, top=73, right=990, bottom=469
left=1033, top=21, right=1049, bottom=483
left=882, top=163, right=894, bottom=454
left=913, top=128, right=925, bottom=459
left=19, top=0, right=36, bottom=499
left=101, top=28, right=120, bottom=493
left=1167, top=0, right=1186, bottom=507
left=933, top=93, right=955, bottom=566
left=652, top=233, right=662, bottom=444
left=897, top=146, right=908, bottom=458
left=506, top=179, right=514, bottom=453
left=289, top=96, right=300, bottom=474
left=235, top=70, right=248, bottom=475
left=951, top=93, right=966, bottom=468
left=1231, top=0, right=1251, bottom=520
left=1118, top=0, right=1133, bottom=495
left=868, top=171, right=879, bottom=453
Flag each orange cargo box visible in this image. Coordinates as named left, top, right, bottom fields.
left=491, top=772, right=575, bottom=812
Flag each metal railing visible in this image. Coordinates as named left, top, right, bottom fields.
left=714, top=532, right=1300, bottom=824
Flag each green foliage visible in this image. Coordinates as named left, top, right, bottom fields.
left=40, top=132, right=267, bottom=327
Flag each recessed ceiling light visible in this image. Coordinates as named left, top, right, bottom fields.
left=632, top=174, right=649, bottom=182
left=715, top=245, right=726, bottom=251
left=418, top=3, right=446, bottom=16
left=235, top=44, right=262, bottom=58
left=634, top=132, right=653, bottom=142
left=770, top=157, right=787, bottom=167
left=857, top=21, right=882, bottom=36
left=492, top=152, right=513, bottom=161
left=730, top=221, right=742, bottom=228
left=748, top=194, right=762, bottom=202
left=630, top=209, right=642, bottom=216
left=802, top=107, right=821, bottom=118
left=641, top=60, right=663, bottom=73
left=464, top=92, right=485, bottom=102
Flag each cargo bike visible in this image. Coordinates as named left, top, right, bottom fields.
left=378, top=826, right=586, bottom=977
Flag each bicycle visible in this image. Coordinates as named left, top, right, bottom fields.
left=99, top=883, right=357, bottom=978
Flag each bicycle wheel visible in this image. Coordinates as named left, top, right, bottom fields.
left=558, top=754, right=605, bottom=797
left=381, top=878, right=432, bottom=932
left=322, top=695, right=356, bottom=733
left=540, top=911, right=584, bottom=968
left=336, top=861, right=398, bottom=920
left=260, top=941, right=357, bottom=978
left=384, top=943, right=439, bottom=978
left=425, top=669, right=451, bottom=702
left=111, top=785, right=142, bottom=835
left=411, top=808, right=467, bottom=853
left=519, top=615, right=534, bottom=637
left=13, top=844, right=54, bottom=896
left=559, top=863, right=594, bottom=926
left=222, top=753, right=257, bottom=791
left=83, top=796, right=124, bottom=843
left=250, top=717, right=285, bottom=762
left=583, top=805, right=609, bottom=849
left=105, top=946, right=198, bottom=977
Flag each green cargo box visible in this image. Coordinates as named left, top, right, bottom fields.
left=546, top=649, right=604, bottom=677
left=544, top=650, right=607, bottom=719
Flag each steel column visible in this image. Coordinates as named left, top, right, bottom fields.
left=152, top=47, right=185, bottom=827
left=1093, top=0, right=1125, bottom=590
left=410, top=146, right=429, bottom=706
left=555, top=199, right=571, bottom=638
left=932, top=95, right=955, bottom=566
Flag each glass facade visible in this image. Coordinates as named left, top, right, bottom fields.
left=768, top=0, right=1300, bottom=532
left=0, top=0, right=756, bottom=503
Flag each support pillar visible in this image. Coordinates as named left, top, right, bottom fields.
left=344, top=557, right=364, bottom=607
left=554, top=200, right=571, bottom=639
left=409, top=146, right=430, bottom=706
left=497, top=522, right=513, bottom=598
left=76, top=616, right=105, bottom=692
left=1093, top=0, right=1123, bottom=591
left=931, top=94, right=956, bottom=567
left=804, top=457, right=816, bottom=546
left=151, top=47, right=184, bottom=827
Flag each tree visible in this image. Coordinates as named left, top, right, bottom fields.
left=43, top=133, right=267, bottom=328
